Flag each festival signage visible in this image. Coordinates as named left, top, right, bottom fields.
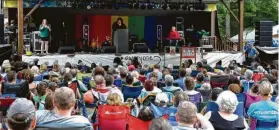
left=180, top=47, right=196, bottom=65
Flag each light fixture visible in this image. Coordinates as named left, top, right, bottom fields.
left=140, top=3, right=146, bottom=10
left=134, top=2, right=139, bottom=9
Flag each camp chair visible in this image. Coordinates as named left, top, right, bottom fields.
left=256, top=120, right=278, bottom=129
left=197, top=89, right=211, bottom=102
left=1, top=80, right=30, bottom=98
left=271, top=95, right=277, bottom=102
left=82, top=76, right=91, bottom=87
left=191, top=70, right=200, bottom=78
left=171, top=70, right=179, bottom=80
left=236, top=93, right=246, bottom=103
left=161, top=87, right=181, bottom=95
left=210, top=75, right=230, bottom=88
left=122, top=85, right=143, bottom=101
left=133, top=81, right=142, bottom=87
left=188, top=93, right=202, bottom=106
left=127, top=114, right=169, bottom=130
left=252, top=73, right=264, bottom=82
left=150, top=103, right=177, bottom=126
left=138, top=94, right=157, bottom=107
left=97, top=105, right=130, bottom=130
left=173, top=82, right=179, bottom=87
left=157, top=81, right=165, bottom=89
left=205, top=101, right=245, bottom=117
left=114, top=79, right=123, bottom=88
left=241, top=80, right=254, bottom=92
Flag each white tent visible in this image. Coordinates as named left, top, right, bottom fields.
left=230, top=25, right=279, bottom=42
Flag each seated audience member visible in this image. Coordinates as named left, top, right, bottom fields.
left=162, top=75, right=182, bottom=92
left=174, top=69, right=187, bottom=90
left=141, top=80, right=162, bottom=93
left=210, top=87, right=223, bottom=101
left=196, top=62, right=203, bottom=71
left=36, top=87, right=92, bottom=129
left=174, top=91, right=189, bottom=107
left=44, top=93, right=54, bottom=111
left=228, top=84, right=241, bottom=94
left=195, top=73, right=205, bottom=89
left=184, top=77, right=203, bottom=104
left=106, top=93, right=125, bottom=106
left=149, top=72, right=159, bottom=88
left=22, top=69, right=36, bottom=91
left=155, top=92, right=170, bottom=107
left=131, top=70, right=142, bottom=86
left=63, top=73, right=81, bottom=99
left=172, top=101, right=214, bottom=130
left=149, top=118, right=172, bottom=130
left=51, top=75, right=61, bottom=86
left=33, top=82, right=48, bottom=110
left=138, top=106, right=155, bottom=121
left=47, top=82, right=58, bottom=93
left=128, top=65, right=136, bottom=72
left=104, top=75, right=124, bottom=102
left=185, top=68, right=192, bottom=77
left=125, top=74, right=134, bottom=87
left=247, top=83, right=260, bottom=96
left=202, top=69, right=210, bottom=82
left=205, top=91, right=248, bottom=130
left=201, top=59, right=212, bottom=72
left=248, top=81, right=279, bottom=129
left=6, top=98, right=36, bottom=130
left=6, top=71, right=17, bottom=85
left=198, top=83, right=211, bottom=91
left=40, top=64, right=48, bottom=76
left=70, top=68, right=87, bottom=92
left=214, top=60, right=224, bottom=71
left=138, top=70, right=147, bottom=83
left=146, top=64, right=163, bottom=80
left=119, top=68, right=128, bottom=82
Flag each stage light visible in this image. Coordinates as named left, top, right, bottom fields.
left=114, top=4, right=120, bottom=10
left=147, top=3, right=153, bottom=10
left=140, top=3, right=146, bottom=10
left=162, top=4, right=167, bottom=10
left=182, top=4, right=188, bottom=10
left=134, top=2, right=139, bottom=9
left=128, top=3, right=133, bottom=9
left=100, top=3, right=105, bottom=9
left=86, top=5, right=91, bottom=9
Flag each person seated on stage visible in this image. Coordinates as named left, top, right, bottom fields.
left=168, top=26, right=180, bottom=47
left=102, top=36, right=111, bottom=48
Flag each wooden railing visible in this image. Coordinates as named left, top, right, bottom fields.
left=200, top=36, right=239, bottom=52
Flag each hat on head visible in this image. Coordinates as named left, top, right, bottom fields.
left=128, top=65, right=136, bottom=71
left=155, top=93, right=169, bottom=104
left=2, top=60, right=11, bottom=68
left=7, top=98, right=35, bottom=122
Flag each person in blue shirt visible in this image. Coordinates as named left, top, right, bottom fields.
left=245, top=43, right=259, bottom=66
left=146, top=64, right=163, bottom=81
left=248, top=81, right=278, bottom=130
left=174, top=69, right=186, bottom=90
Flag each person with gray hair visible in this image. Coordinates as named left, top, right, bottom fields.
left=205, top=91, right=248, bottom=130
left=149, top=118, right=172, bottom=130
left=244, top=69, right=253, bottom=80
left=162, top=74, right=182, bottom=92
left=35, top=87, right=93, bottom=129
left=6, top=98, right=36, bottom=130
left=247, top=81, right=278, bottom=129
left=172, top=101, right=214, bottom=130
left=70, top=69, right=87, bottom=93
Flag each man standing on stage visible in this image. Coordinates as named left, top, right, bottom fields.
left=245, top=43, right=259, bottom=66
left=168, top=26, right=180, bottom=47
left=39, top=19, right=51, bottom=54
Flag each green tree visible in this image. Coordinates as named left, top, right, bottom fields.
left=217, top=0, right=278, bottom=37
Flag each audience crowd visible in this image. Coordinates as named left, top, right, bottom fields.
left=0, top=54, right=278, bottom=130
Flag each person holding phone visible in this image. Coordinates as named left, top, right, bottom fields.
left=172, top=101, right=214, bottom=130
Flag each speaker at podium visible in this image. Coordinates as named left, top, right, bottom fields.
left=113, top=29, right=129, bottom=53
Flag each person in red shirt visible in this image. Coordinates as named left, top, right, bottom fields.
left=168, top=26, right=180, bottom=46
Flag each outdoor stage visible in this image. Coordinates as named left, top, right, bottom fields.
left=22, top=52, right=244, bottom=67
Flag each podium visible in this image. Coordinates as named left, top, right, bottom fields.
left=113, top=29, right=129, bottom=53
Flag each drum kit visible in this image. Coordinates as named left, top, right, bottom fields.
left=90, top=36, right=111, bottom=53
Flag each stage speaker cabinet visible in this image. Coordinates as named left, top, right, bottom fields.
left=255, top=21, right=273, bottom=47
left=58, top=46, right=75, bottom=54
left=31, top=31, right=41, bottom=52
left=133, top=43, right=149, bottom=53
left=0, top=14, right=3, bottom=44
left=101, top=46, right=116, bottom=53
left=113, top=29, right=129, bottom=53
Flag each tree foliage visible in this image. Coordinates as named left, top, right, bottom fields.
left=217, top=0, right=278, bottom=37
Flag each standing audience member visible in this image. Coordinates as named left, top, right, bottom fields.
left=6, top=98, right=36, bottom=130
left=248, top=81, right=279, bottom=129
left=172, top=101, right=214, bottom=130
left=205, top=91, right=248, bottom=130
